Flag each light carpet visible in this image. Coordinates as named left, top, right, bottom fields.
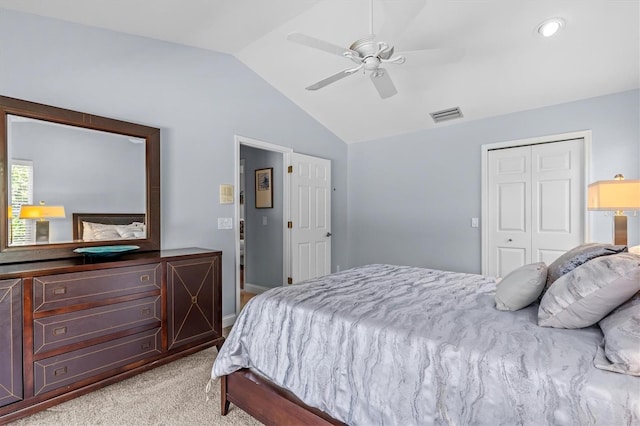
left=9, top=343, right=261, bottom=426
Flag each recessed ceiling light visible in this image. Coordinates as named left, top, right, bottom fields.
left=537, top=17, right=565, bottom=37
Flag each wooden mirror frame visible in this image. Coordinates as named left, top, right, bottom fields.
left=0, top=96, right=160, bottom=264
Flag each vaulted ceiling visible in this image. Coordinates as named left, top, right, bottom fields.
left=0, top=0, right=638, bottom=143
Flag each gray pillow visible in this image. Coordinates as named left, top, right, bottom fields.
left=595, top=293, right=640, bottom=376
left=544, top=243, right=627, bottom=292
left=495, top=262, right=547, bottom=311
left=538, top=253, right=640, bottom=329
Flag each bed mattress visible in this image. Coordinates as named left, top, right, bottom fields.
left=212, top=264, right=639, bottom=425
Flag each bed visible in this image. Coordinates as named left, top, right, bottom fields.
left=212, top=258, right=640, bottom=425
left=72, top=212, right=146, bottom=241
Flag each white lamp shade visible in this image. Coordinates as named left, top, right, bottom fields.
left=18, top=205, right=66, bottom=219
left=588, top=179, right=640, bottom=211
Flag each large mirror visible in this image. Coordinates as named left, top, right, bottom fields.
left=0, top=96, right=160, bottom=264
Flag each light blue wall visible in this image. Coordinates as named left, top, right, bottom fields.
left=2, top=9, right=638, bottom=317
left=0, top=9, right=349, bottom=318
left=348, top=90, right=640, bottom=274
left=242, top=146, right=284, bottom=289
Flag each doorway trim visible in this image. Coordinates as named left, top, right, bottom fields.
left=234, top=135, right=293, bottom=318
left=480, top=130, right=592, bottom=275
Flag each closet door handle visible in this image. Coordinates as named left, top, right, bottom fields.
left=507, top=238, right=513, bottom=242
left=326, top=232, right=332, bottom=237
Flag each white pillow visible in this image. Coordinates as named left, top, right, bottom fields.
left=82, top=221, right=95, bottom=240
left=538, top=253, right=640, bottom=328
left=82, top=222, right=123, bottom=241
left=495, top=262, right=547, bottom=311
left=116, top=222, right=146, bottom=239
left=595, top=293, right=640, bottom=376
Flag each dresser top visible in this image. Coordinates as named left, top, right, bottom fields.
left=0, top=247, right=221, bottom=278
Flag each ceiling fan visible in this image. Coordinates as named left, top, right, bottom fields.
left=287, top=0, right=453, bottom=99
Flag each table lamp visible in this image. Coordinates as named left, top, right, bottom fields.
left=588, top=174, right=640, bottom=245
left=19, top=201, right=66, bottom=243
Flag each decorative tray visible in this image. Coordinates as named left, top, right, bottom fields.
left=73, top=245, right=140, bottom=258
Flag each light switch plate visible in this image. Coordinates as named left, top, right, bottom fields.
left=471, top=217, right=479, bottom=228
left=218, top=217, right=233, bottom=229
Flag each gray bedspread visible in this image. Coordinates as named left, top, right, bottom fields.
left=212, top=264, right=640, bottom=425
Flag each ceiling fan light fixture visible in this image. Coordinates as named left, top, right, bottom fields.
left=537, top=17, right=565, bottom=37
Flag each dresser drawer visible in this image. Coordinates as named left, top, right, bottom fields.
left=33, top=263, right=161, bottom=313
left=33, top=296, right=161, bottom=355
left=33, top=328, right=161, bottom=396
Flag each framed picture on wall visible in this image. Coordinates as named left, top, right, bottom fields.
left=255, top=167, right=273, bottom=208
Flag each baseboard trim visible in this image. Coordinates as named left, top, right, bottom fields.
left=244, top=283, right=272, bottom=294
left=223, top=314, right=236, bottom=328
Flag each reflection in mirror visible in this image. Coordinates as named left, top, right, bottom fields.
left=7, top=115, right=146, bottom=246
left=0, top=95, right=160, bottom=264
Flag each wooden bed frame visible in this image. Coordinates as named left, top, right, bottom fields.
left=221, top=369, right=345, bottom=426
left=72, top=212, right=145, bottom=240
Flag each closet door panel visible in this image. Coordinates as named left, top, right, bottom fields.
left=488, top=146, right=531, bottom=277
left=531, top=139, right=584, bottom=265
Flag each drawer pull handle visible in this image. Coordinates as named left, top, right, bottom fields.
left=53, top=287, right=67, bottom=295
left=140, top=275, right=150, bottom=282
left=141, top=308, right=151, bottom=316
left=53, top=326, right=67, bottom=336
left=54, top=366, right=67, bottom=376
left=141, top=342, right=151, bottom=350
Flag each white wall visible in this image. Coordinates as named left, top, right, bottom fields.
left=348, top=90, right=640, bottom=273
left=0, top=9, right=349, bottom=317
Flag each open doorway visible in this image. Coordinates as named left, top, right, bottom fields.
left=233, top=136, right=333, bottom=320
left=234, top=136, right=292, bottom=315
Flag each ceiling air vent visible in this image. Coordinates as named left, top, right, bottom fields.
left=430, top=107, right=463, bottom=123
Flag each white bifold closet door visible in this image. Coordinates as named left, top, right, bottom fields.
left=487, top=139, right=584, bottom=278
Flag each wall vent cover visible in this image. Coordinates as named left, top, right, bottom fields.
left=430, top=107, right=463, bottom=123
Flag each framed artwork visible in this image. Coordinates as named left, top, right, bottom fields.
left=255, top=167, right=273, bottom=208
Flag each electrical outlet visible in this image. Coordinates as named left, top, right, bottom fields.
left=471, top=217, right=479, bottom=228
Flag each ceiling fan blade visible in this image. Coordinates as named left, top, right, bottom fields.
left=287, top=32, right=358, bottom=57
left=370, top=68, right=397, bottom=99
left=305, top=67, right=360, bottom=91
left=401, top=48, right=466, bottom=67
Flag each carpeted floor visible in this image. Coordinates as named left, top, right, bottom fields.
left=9, top=331, right=261, bottom=426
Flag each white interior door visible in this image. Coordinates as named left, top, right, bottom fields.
left=487, top=139, right=584, bottom=277
left=488, top=146, right=532, bottom=277
left=531, top=140, right=584, bottom=264
left=290, top=153, right=331, bottom=284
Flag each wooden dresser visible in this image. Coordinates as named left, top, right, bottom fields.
left=0, top=247, right=223, bottom=423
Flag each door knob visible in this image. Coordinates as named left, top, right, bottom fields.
left=326, top=232, right=332, bottom=237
